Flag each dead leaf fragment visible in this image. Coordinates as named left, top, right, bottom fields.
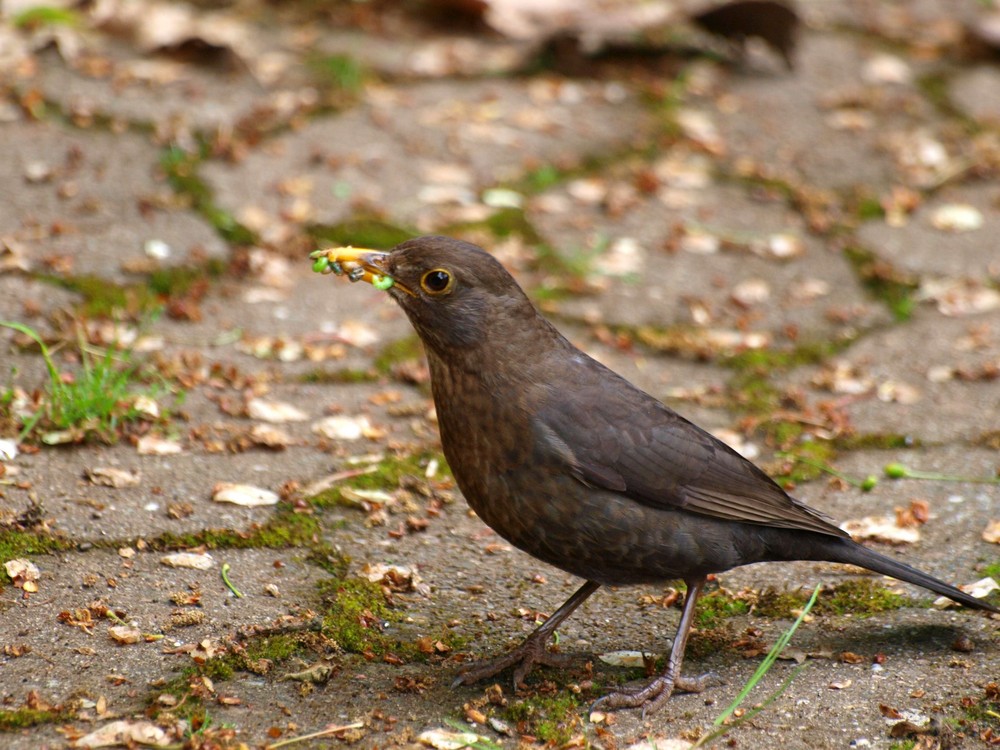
left=982, top=519, right=1000, bottom=544
left=841, top=516, right=920, bottom=545
left=246, top=398, right=308, bottom=423
left=598, top=650, right=659, bottom=668
left=212, top=483, right=279, bottom=507
left=86, top=467, right=142, bottom=488
left=933, top=577, right=1000, bottom=608
left=74, top=719, right=171, bottom=748
left=4, top=558, right=40, bottom=591
left=136, top=435, right=183, bottom=455
left=418, top=728, right=489, bottom=750
left=360, top=563, right=427, bottom=593
left=929, top=203, right=983, bottom=233
left=160, top=553, right=214, bottom=570
left=312, top=414, right=374, bottom=441
left=109, top=625, right=143, bottom=645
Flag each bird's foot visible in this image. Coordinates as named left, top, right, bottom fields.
left=452, top=633, right=574, bottom=689
left=593, top=671, right=719, bottom=716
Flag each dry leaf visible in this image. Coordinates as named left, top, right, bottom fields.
left=933, top=577, right=1000, bottom=608
left=246, top=398, right=308, bottom=423
left=418, top=728, right=489, bottom=750
left=160, top=553, right=214, bottom=570
left=929, top=204, right=983, bottom=233
left=841, top=516, right=920, bottom=545
left=86, top=467, right=142, bottom=488
left=312, top=414, right=373, bottom=441
left=136, top=436, right=182, bottom=455
left=982, top=519, right=1000, bottom=544
left=74, top=719, right=171, bottom=748
left=212, top=483, right=279, bottom=507
left=248, top=423, right=293, bottom=449
left=109, top=625, right=143, bottom=644
left=598, top=650, right=658, bottom=668
left=4, top=559, right=40, bottom=591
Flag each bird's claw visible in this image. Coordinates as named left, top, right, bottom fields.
left=452, top=635, right=575, bottom=690
left=592, top=670, right=720, bottom=716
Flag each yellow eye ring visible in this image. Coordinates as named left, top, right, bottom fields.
left=420, top=268, right=454, bottom=295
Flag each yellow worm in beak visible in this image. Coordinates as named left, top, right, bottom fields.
left=309, top=247, right=395, bottom=290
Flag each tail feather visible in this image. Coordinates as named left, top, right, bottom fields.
left=822, top=538, right=999, bottom=614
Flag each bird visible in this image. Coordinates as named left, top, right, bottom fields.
left=310, top=235, right=999, bottom=713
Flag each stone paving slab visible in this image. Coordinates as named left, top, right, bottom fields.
left=1, top=2, right=998, bottom=749
left=0, top=119, right=227, bottom=283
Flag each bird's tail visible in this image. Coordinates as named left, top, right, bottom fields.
left=818, top=537, right=999, bottom=613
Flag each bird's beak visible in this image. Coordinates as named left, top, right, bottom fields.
left=309, top=246, right=415, bottom=296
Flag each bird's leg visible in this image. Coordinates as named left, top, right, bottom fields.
left=453, top=580, right=600, bottom=689
left=594, top=576, right=714, bottom=715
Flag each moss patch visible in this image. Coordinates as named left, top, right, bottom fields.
left=756, top=579, right=912, bottom=619
left=505, top=691, right=582, bottom=745
left=145, top=508, right=323, bottom=552
left=373, top=334, right=425, bottom=375
left=0, top=706, right=71, bottom=731
left=298, top=367, right=378, bottom=384
left=0, top=530, right=73, bottom=585
left=160, top=146, right=257, bottom=246
left=37, top=258, right=226, bottom=319
left=843, top=245, right=917, bottom=321
left=695, top=589, right=751, bottom=629
left=318, top=576, right=395, bottom=655
left=308, top=218, right=413, bottom=250
left=305, top=450, right=449, bottom=511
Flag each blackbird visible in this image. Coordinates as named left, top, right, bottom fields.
left=311, top=236, right=998, bottom=713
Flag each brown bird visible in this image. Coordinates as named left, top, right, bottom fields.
left=311, top=235, right=998, bottom=713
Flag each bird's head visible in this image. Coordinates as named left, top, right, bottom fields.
left=312, top=235, right=537, bottom=357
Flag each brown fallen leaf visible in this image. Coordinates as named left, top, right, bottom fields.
left=982, top=519, right=1000, bottom=544
left=86, top=467, right=142, bottom=488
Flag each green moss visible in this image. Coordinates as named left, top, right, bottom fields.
left=306, top=451, right=449, bottom=511
left=373, top=335, right=424, bottom=374
left=318, top=577, right=393, bottom=654
left=0, top=707, right=71, bottom=731
left=505, top=692, right=581, bottom=745
left=982, top=561, right=1000, bottom=583
left=298, top=367, right=377, bottom=384
left=833, top=433, right=915, bottom=451
left=144, top=507, right=324, bottom=552
left=843, top=246, right=917, bottom=321
left=160, top=146, right=257, bottom=246
left=687, top=621, right=736, bottom=659
left=757, top=579, right=912, bottom=619
left=0, top=530, right=73, bottom=585
left=695, top=589, right=751, bottom=629
left=37, top=258, right=226, bottom=318
left=308, top=218, right=413, bottom=250
left=147, top=259, right=225, bottom=297
left=307, top=53, right=366, bottom=92
left=959, top=682, right=1000, bottom=730
left=819, top=578, right=911, bottom=615
left=753, top=588, right=810, bottom=619
left=37, top=273, right=156, bottom=317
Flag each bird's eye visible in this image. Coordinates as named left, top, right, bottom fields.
left=420, top=268, right=454, bottom=295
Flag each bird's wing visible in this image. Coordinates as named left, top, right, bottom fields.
left=534, top=378, right=848, bottom=539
